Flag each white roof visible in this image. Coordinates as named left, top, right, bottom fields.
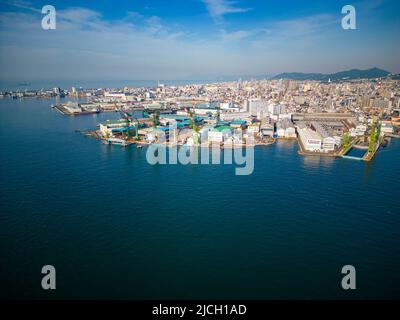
left=299, top=128, right=322, bottom=141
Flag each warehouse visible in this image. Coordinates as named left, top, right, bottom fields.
left=311, top=121, right=339, bottom=152
left=381, top=121, right=394, bottom=134
left=298, top=128, right=322, bottom=152
left=99, top=119, right=133, bottom=137
left=208, top=126, right=233, bottom=143
left=276, top=119, right=296, bottom=138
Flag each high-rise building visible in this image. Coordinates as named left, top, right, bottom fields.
left=248, top=99, right=268, bottom=116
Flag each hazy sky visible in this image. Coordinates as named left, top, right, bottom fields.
left=0, top=0, right=399, bottom=81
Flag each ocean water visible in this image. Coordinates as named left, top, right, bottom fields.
left=0, top=79, right=244, bottom=92
left=0, top=97, right=399, bottom=299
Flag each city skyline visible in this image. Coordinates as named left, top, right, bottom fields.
left=0, top=0, right=399, bottom=81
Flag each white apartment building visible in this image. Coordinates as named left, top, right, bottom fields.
left=268, top=104, right=286, bottom=115
left=248, top=99, right=268, bottom=116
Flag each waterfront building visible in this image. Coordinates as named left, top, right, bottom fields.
left=277, top=127, right=285, bottom=137
left=23, top=91, right=36, bottom=97
left=63, top=102, right=82, bottom=114
left=225, top=131, right=244, bottom=145
left=322, top=137, right=336, bottom=152
left=310, top=121, right=341, bottom=151
left=53, top=87, right=61, bottom=95
left=261, top=124, right=274, bottom=137
left=391, top=116, right=400, bottom=126
left=298, top=128, right=323, bottom=152
left=208, top=126, right=233, bottom=143
left=99, top=102, right=119, bottom=112
left=381, top=121, right=394, bottom=134
left=79, top=103, right=100, bottom=113
left=144, top=127, right=169, bottom=143
left=199, top=126, right=213, bottom=141
left=145, top=129, right=158, bottom=143
left=285, top=127, right=296, bottom=138
left=247, top=123, right=261, bottom=136
left=333, top=136, right=342, bottom=147
left=99, top=119, right=134, bottom=137
left=277, top=119, right=296, bottom=138
left=176, top=128, right=193, bottom=144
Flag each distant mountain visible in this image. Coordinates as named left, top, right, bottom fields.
left=271, top=68, right=390, bottom=81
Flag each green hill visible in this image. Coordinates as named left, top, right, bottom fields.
left=271, top=67, right=390, bottom=81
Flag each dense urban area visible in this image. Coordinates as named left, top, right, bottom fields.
left=2, top=77, right=400, bottom=161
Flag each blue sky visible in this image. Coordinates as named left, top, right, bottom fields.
left=0, top=0, right=399, bottom=81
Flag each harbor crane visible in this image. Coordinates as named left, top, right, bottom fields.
left=120, top=111, right=139, bottom=141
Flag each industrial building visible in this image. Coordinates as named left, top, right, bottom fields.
left=310, top=121, right=343, bottom=151
left=381, top=121, right=394, bottom=134
left=193, top=103, right=219, bottom=115
left=208, top=126, right=233, bottom=143
left=297, top=127, right=323, bottom=152
left=219, top=112, right=251, bottom=121
left=261, top=124, right=274, bottom=137
left=276, top=119, right=296, bottom=138
left=63, top=102, right=82, bottom=114
left=99, top=119, right=135, bottom=137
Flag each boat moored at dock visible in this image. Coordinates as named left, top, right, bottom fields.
left=103, top=138, right=131, bottom=147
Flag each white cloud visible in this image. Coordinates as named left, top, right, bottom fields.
left=0, top=7, right=255, bottom=80
left=5, top=0, right=40, bottom=12
left=202, top=0, right=250, bottom=23
left=220, top=29, right=254, bottom=41
left=58, top=7, right=102, bottom=25
left=0, top=5, right=398, bottom=80
left=263, top=14, right=338, bottom=40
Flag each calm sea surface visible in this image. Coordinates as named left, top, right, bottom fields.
left=1, top=97, right=399, bottom=299
left=0, top=79, right=244, bottom=91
